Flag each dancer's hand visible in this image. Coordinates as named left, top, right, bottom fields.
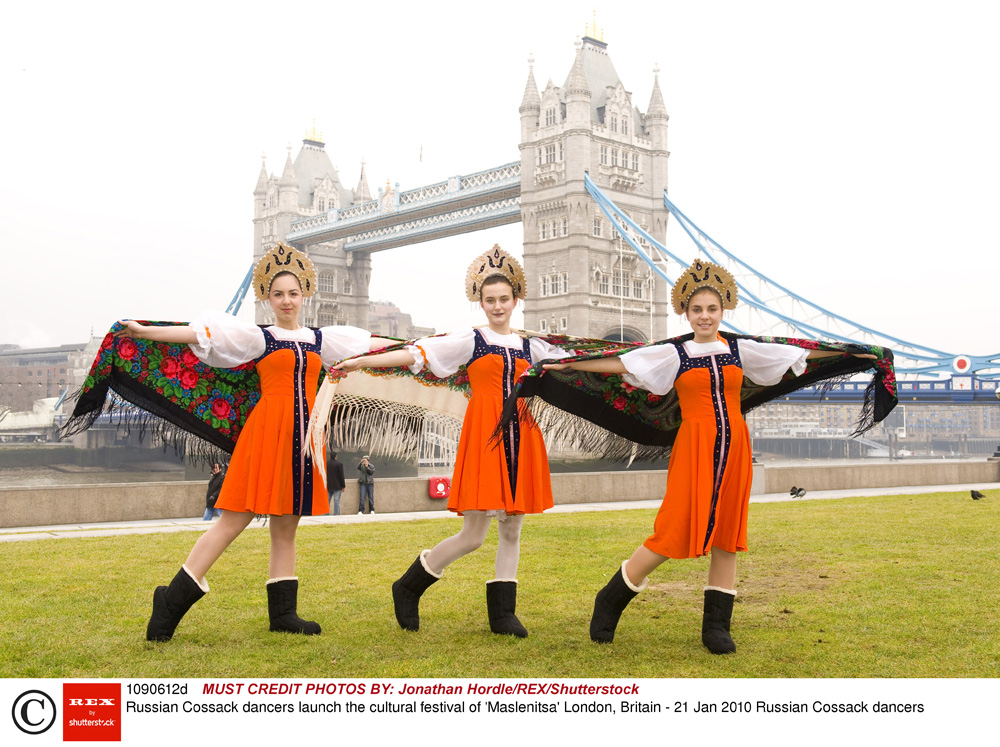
left=542, top=362, right=570, bottom=371
left=114, top=320, right=146, bottom=339
left=332, top=357, right=366, bottom=372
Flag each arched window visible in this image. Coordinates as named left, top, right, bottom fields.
left=318, top=197, right=325, bottom=212
left=611, top=115, right=618, bottom=132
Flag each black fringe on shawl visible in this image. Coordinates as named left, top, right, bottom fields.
left=496, top=333, right=897, bottom=462
left=60, top=369, right=235, bottom=467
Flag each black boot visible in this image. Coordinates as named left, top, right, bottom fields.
left=701, top=588, right=737, bottom=654
left=485, top=580, right=528, bottom=638
left=266, top=578, right=321, bottom=635
left=590, top=563, right=645, bottom=643
left=146, top=567, right=207, bottom=642
left=391, top=551, right=441, bottom=631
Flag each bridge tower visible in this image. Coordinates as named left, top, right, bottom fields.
left=519, top=33, right=670, bottom=341
left=252, top=124, right=373, bottom=329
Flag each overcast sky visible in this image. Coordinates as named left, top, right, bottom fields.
left=2, top=1, right=997, bottom=363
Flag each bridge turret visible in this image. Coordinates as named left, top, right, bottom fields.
left=519, top=55, right=540, bottom=141
left=253, top=155, right=268, bottom=219
left=564, top=39, right=591, bottom=125
left=354, top=159, right=372, bottom=204
left=645, top=65, right=670, bottom=199
left=278, top=146, right=298, bottom=212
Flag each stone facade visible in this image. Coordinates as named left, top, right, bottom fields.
left=253, top=126, right=374, bottom=329
left=518, top=36, right=671, bottom=341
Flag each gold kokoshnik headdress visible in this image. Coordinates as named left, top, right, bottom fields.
left=671, top=259, right=739, bottom=315
left=466, top=244, right=527, bottom=301
left=252, top=242, right=318, bottom=302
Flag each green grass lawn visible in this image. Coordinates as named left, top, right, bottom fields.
left=0, top=491, right=996, bottom=679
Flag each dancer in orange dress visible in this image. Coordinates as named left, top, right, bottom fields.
left=336, top=246, right=571, bottom=637
left=544, top=260, right=876, bottom=653
left=115, top=244, right=390, bottom=641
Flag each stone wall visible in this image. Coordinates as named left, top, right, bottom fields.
left=1, top=461, right=996, bottom=529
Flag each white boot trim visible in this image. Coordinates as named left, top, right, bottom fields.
left=182, top=564, right=210, bottom=593
left=267, top=576, right=298, bottom=585
left=486, top=578, right=518, bottom=585
left=419, top=549, right=444, bottom=579
left=621, top=560, right=648, bottom=593
left=704, top=585, right=737, bottom=597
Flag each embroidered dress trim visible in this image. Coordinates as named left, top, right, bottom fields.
left=673, top=338, right=742, bottom=553
left=471, top=329, right=531, bottom=502
left=259, top=328, right=323, bottom=515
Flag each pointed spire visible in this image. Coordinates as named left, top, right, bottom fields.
left=254, top=153, right=268, bottom=195
left=355, top=158, right=372, bottom=203
left=566, top=37, right=590, bottom=98
left=519, top=54, right=540, bottom=113
left=647, top=64, right=669, bottom=121
left=279, top=144, right=296, bottom=186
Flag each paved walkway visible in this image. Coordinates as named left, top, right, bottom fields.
left=1, top=482, right=995, bottom=543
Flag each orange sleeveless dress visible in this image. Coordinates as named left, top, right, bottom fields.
left=447, top=330, right=553, bottom=516
left=215, top=328, right=328, bottom=516
left=643, top=338, right=752, bottom=559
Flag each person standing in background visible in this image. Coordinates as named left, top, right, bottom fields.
left=203, top=462, right=225, bottom=521
left=357, top=456, right=375, bottom=514
left=326, top=450, right=346, bottom=515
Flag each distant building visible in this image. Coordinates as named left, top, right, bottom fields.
left=0, top=338, right=102, bottom=413
left=368, top=301, right=434, bottom=340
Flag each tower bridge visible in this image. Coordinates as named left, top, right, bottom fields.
left=241, top=31, right=1000, bottom=396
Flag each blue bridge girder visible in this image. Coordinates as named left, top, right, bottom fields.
left=582, top=172, right=1000, bottom=379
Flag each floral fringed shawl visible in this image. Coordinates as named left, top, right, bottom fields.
left=495, top=332, right=898, bottom=463
left=61, top=321, right=272, bottom=462
left=61, top=323, right=632, bottom=467
left=304, top=332, right=637, bottom=464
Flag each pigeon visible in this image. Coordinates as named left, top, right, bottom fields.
left=796, top=488, right=807, bottom=498
left=789, top=486, right=799, bottom=497
left=971, top=490, right=985, bottom=500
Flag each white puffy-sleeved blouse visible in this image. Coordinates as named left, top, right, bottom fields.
left=406, top=327, right=573, bottom=377
left=620, top=338, right=809, bottom=396
left=188, top=309, right=371, bottom=368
